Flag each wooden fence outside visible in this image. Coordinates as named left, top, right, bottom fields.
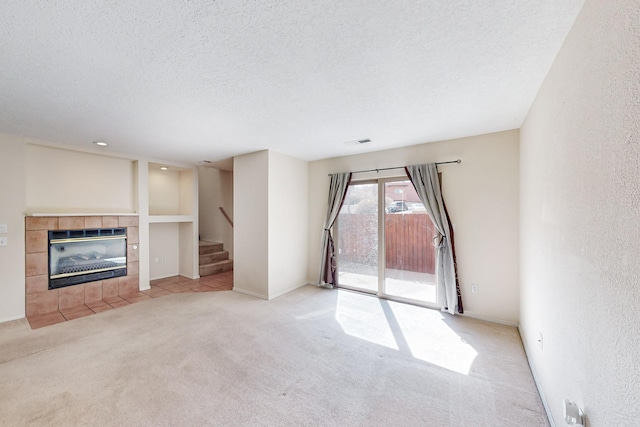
left=338, top=213, right=436, bottom=274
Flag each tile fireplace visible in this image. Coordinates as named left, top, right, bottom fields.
left=25, top=215, right=139, bottom=319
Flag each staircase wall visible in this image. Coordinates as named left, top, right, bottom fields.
left=198, top=166, right=234, bottom=260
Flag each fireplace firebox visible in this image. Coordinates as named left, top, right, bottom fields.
left=48, top=228, right=127, bottom=290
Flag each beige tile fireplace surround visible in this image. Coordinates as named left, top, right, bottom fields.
left=25, top=215, right=140, bottom=321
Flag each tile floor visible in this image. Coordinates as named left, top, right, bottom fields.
left=26, top=271, right=233, bottom=329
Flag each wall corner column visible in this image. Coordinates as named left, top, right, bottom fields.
left=136, top=160, right=150, bottom=290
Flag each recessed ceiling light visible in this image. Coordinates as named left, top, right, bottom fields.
left=160, top=167, right=168, bottom=170
left=93, top=141, right=107, bottom=147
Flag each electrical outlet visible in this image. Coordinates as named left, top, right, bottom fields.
left=154, top=257, right=160, bottom=264
left=471, top=284, right=479, bottom=293
left=0, top=224, right=7, bottom=233
left=0, top=237, right=7, bottom=246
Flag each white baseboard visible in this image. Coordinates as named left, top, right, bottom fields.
left=232, top=287, right=268, bottom=300
left=0, top=314, right=26, bottom=324
left=519, top=326, right=554, bottom=427
left=268, top=283, right=307, bottom=300
left=460, top=311, right=519, bottom=327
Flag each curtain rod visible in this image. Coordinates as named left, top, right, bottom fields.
left=327, top=159, right=461, bottom=176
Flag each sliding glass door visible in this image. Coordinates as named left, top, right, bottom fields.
left=336, top=178, right=437, bottom=306
left=336, top=182, right=378, bottom=293
left=382, top=180, right=436, bottom=304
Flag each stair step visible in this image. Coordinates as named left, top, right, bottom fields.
left=199, top=241, right=223, bottom=255
left=199, top=259, right=233, bottom=277
left=199, top=251, right=229, bottom=265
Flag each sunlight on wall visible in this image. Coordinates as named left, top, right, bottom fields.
left=335, top=291, right=477, bottom=375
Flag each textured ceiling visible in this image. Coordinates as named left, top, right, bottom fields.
left=0, top=1, right=584, bottom=166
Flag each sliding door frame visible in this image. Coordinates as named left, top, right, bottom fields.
left=337, top=175, right=441, bottom=311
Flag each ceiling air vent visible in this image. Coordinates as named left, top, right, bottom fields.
left=344, top=138, right=372, bottom=146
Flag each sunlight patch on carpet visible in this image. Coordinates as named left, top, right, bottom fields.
left=335, top=291, right=477, bottom=374
left=335, top=291, right=399, bottom=350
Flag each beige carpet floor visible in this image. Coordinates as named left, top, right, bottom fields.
left=0, top=285, right=548, bottom=426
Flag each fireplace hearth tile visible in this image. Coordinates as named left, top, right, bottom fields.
left=178, top=281, right=200, bottom=290
left=90, top=304, right=114, bottom=314
left=103, top=295, right=122, bottom=304
left=62, top=307, right=94, bottom=321
left=25, top=270, right=234, bottom=328
left=159, top=283, right=189, bottom=293
left=60, top=304, right=89, bottom=315
left=26, top=290, right=59, bottom=316
left=26, top=252, right=48, bottom=277
left=122, top=291, right=146, bottom=297
left=102, top=278, right=119, bottom=299
left=59, top=285, right=85, bottom=310
left=102, top=216, right=119, bottom=227
left=127, top=261, right=139, bottom=276
left=118, top=216, right=139, bottom=227
left=147, top=289, right=172, bottom=298
left=108, top=299, right=131, bottom=308
left=26, top=216, right=58, bottom=231
left=27, top=311, right=66, bottom=329
left=169, top=276, right=193, bottom=285
left=26, top=275, right=48, bottom=294
left=84, top=216, right=103, bottom=228
left=58, top=216, right=85, bottom=230
left=86, top=299, right=108, bottom=308
left=118, top=275, right=139, bottom=295
left=84, top=282, right=103, bottom=303
left=25, top=230, right=48, bottom=253
left=123, top=294, right=153, bottom=304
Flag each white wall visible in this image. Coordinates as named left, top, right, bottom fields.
left=520, top=0, right=639, bottom=424
left=308, top=130, right=520, bottom=324
left=0, top=135, right=27, bottom=322
left=233, top=150, right=309, bottom=299
left=179, top=169, right=194, bottom=216
left=198, top=166, right=234, bottom=258
left=149, top=167, right=180, bottom=215
left=25, top=144, right=135, bottom=213
left=234, top=151, right=269, bottom=298
left=148, top=223, right=180, bottom=280
left=267, top=151, right=308, bottom=299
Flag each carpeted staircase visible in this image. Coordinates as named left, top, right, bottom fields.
left=199, top=241, right=233, bottom=276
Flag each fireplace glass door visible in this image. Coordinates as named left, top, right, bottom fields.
left=49, top=228, right=127, bottom=289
